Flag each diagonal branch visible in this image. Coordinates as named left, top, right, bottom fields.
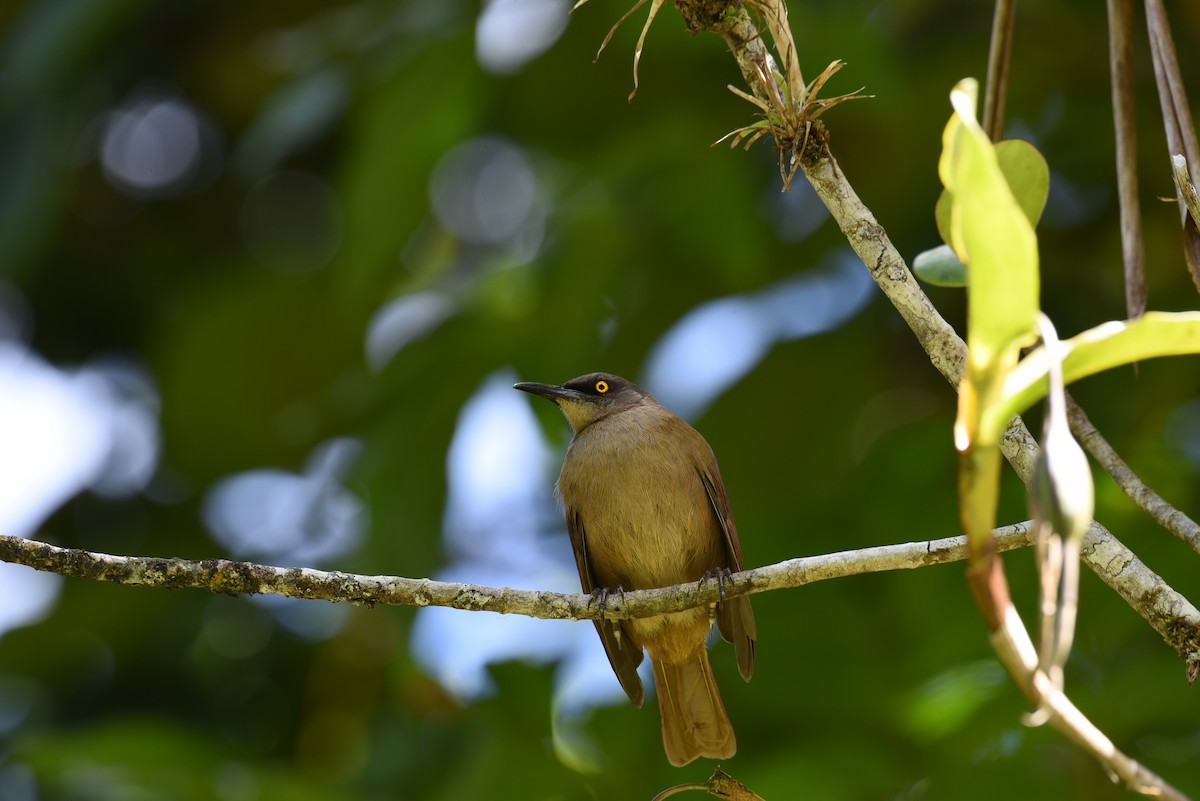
left=1066, top=393, right=1200, bottom=555
left=0, top=526, right=1033, bottom=621
left=799, top=135, right=1200, bottom=680
left=791, top=66, right=1197, bottom=801
left=599, top=2, right=1197, bottom=795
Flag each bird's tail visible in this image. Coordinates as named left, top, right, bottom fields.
left=652, top=647, right=736, bottom=766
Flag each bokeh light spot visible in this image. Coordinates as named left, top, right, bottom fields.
left=99, top=89, right=217, bottom=198
left=476, top=0, right=569, bottom=74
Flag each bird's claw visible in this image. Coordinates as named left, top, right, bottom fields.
left=699, top=567, right=736, bottom=626
left=588, top=585, right=626, bottom=619
left=699, top=566, right=735, bottom=603
left=589, top=585, right=627, bottom=646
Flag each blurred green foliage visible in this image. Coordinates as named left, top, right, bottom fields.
left=2, top=1, right=1199, bottom=799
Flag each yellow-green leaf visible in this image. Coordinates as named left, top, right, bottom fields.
left=935, top=139, right=1050, bottom=247
left=940, top=79, right=1039, bottom=445
left=995, top=139, right=1049, bottom=227
left=990, top=311, right=1200, bottom=433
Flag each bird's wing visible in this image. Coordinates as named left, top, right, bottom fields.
left=699, top=467, right=757, bottom=681
left=566, top=506, right=645, bottom=707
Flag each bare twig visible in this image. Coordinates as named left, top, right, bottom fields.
left=1066, top=392, right=1200, bottom=556
left=982, top=0, right=1016, bottom=141
left=1145, top=0, right=1200, bottom=292
left=1108, top=0, right=1147, bottom=318
left=0, top=526, right=1034, bottom=622
left=652, top=783, right=710, bottom=800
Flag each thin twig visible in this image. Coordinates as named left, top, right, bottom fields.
left=1107, top=0, right=1146, bottom=318
left=982, top=0, right=1016, bottom=141
left=1144, top=0, right=1200, bottom=179
left=1145, top=0, right=1200, bottom=293
left=1066, top=392, right=1200, bottom=555
left=652, top=783, right=709, bottom=800
left=0, top=526, right=1034, bottom=622
left=652, top=767, right=766, bottom=801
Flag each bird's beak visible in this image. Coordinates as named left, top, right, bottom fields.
left=514, top=381, right=581, bottom=403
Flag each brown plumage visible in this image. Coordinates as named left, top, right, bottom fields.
left=515, top=372, right=755, bottom=766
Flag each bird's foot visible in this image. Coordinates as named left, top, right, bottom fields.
left=589, top=585, right=627, bottom=646
left=698, top=566, right=735, bottom=603
left=588, top=585, right=626, bottom=619
left=699, top=567, right=736, bottom=626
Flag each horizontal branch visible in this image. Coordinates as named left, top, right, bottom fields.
left=0, top=525, right=1033, bottom=621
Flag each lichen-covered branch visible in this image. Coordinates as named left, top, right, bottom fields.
left=665, top=4, right=1200, bottom=678
left=798, top=139, right=1200, bottom=680
left=0, top=526, right=1032, bottom=621
left=772, top=22, right=1197, bottom=801
left=576, top=1, right=1197, bottom=795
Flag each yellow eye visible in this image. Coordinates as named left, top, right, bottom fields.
left=595, top=380, right=609, bottom=394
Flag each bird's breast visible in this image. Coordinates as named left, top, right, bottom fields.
left=556, top=408, right=724, bottom=590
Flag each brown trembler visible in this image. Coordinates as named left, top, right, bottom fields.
left=515, top=372, right=756, bottom=766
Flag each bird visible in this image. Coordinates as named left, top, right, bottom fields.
left=514, top=371, right=755, bottom=766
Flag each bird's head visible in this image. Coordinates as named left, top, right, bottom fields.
left=514, top=372, right=651, bottom=434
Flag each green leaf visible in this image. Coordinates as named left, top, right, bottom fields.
left=913, top=244, right=968, bottom=287
left=940, top=79, right=1040, bottom=446
left=934, top=139, right=1049, bottom=253
left=995, top=139, right=1050, bottom=227
left=989, top=311, right=1200, bottom=433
